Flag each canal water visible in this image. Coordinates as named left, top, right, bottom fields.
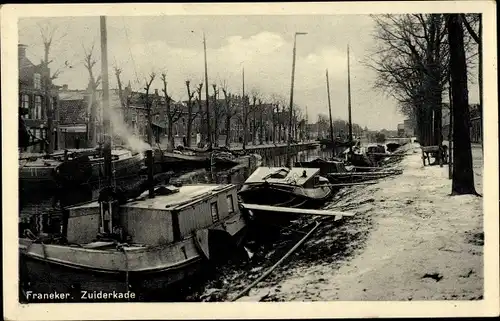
left=19, top=145, right=345, bottom=220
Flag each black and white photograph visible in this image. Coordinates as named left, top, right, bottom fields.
left=2, top=1, right=499, bottom=320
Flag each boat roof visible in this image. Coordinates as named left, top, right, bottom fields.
left=244, top=167, right=320, bottom=186
left=20, top=158, right=61, bottom=167
left=68, top=184, right=236, bottom=212
left=125, top=184, right=235, bottom=210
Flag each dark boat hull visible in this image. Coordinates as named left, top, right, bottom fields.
left=19, top=253, right=203, bottom=302
left=88, top=153, right=144, bottom=183
left=155, top=151, right=210, bottom=170
left=239, top=184, right=332, bottom=227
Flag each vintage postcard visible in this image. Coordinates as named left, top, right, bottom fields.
left=2, top=1, right=499, bottom=320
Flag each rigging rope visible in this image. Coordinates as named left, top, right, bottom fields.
left=121, top=17, right=141, bottom=87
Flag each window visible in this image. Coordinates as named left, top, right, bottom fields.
left=226, top=195, right=234, bottom=213
left=34, top=96, right=42, bottom=120
left=21, top=94, right=30, bottom=119
left=210, top=201, right=219, bottom=223
left=33, top=73, right=42, bottom=90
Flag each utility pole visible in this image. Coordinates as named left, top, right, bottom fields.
left=203, top=33, right=212, bottom=148
left=44, top=49, right=54, bottom=155
left=305, top=105, right=309, bottom=140
left=242, top=67, right=246, bottom=150
left=100, top=16, right=112, bottom=186
left=347, top=44, right=353, bottom=154
left=286, top=32, right=307, bottom=167
left=326, top=69, right=334, bottom=143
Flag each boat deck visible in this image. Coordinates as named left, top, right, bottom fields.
left=244, top=167, right=320, bottom=186
left=69, top=184, right=235, bottom=211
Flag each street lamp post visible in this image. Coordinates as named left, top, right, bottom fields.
left=286, top=31, right=307, bottom=167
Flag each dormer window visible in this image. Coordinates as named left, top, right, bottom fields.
left=33, top=73, right=41, bottom=90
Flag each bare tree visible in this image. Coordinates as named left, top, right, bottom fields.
left=221, top=82, right=238, bottom=146
left=368, top=14, right=477, bottom=147
left=249, top=91, right=259, bottom=145
left=461, top=13, right=483, bottom=151
left=317, top=114, right=329, bottom=138
left=447, top=14, right=477, bottom=195
left=236, top=94, right=252, bottom=150
left=270, top=94, right=286, bottom=143
left=194, top=83, right=205, bottom=146
left=83, top=43, right=102, bottom=147
left=161, top=73, right=182, bottom=150
left=211, top=84, right=224, bottom=147
left=184, top=80, right=197, bottom=147
left=38, top=22, right=67, bottom=153
left=271, top=102, right=279, bottom=144
left=143, top=73, right=156, bottom=145
left=368, top=14, right=449, bottom=147
left=114, top=67, right=132, bottom=127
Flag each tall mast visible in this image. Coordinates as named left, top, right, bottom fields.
left=347, top=44, right=353, bottom=153
left=326, top=69, right=334, bottom=142
left=305, top=105, right=308, bottom=139
left=203, top=33, right=212, bottom=147
left=100, top=16, right=112, bottom=185
left=242, top=68, right=246, bottom=149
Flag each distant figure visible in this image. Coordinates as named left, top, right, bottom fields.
left=239, top=136, right=243, bottom=144
left=182, top=136, right=187, bottom=147
left=75, top=137, right=81, bottom=149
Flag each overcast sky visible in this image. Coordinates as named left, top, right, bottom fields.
left=18, top=15, right=479, bottom=131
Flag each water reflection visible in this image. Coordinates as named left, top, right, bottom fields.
left=175, top=146, right=347, bottom=188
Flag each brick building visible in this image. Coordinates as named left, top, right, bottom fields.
left=18, top=44, right=60, bottom=153
left=58, top=88, right=88, bottom=149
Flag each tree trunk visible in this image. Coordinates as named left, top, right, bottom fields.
left=478, top=16, right=483, bottom=152
left=447, top=14, right=477, bottom=195
left=272, top=106, right=277, bottom=143
left=225, top=115, right=231, bottom=146
left=259, top=113, right=264, bottom=145
left=186, top=108, right=193, bottom=147
left=448, top=73, right=453, bottom=179
left=242, top=99, right=247, bottom=150
left=252, top=109, right=257, bottom=145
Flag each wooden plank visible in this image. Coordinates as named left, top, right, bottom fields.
left=241, top=203, right=355, bottom=217
left=420, top=146, right=440, bottom=152
left=327, top=171, right=401, bottom=177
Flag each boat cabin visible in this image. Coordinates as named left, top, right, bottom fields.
left=243, top=167, right=327, bottom=188
left=65, top=184, right=240, bottom=246
left=295, top=158, right=348, bottom=175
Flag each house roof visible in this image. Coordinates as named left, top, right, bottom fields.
left=59, top=91, right=87, bottom=100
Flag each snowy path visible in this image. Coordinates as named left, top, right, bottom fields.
left=237, top=144, right=484, bottom=301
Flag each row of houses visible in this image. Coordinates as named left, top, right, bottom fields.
left=19, top=42, right=307, bottom=152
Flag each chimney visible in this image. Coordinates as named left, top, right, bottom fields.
left=18, top=44, right=27, bottom=59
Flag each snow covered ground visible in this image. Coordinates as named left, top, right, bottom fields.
left=195, top=143, right=484, bottom=302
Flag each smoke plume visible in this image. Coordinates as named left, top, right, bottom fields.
left=102, top=102, right=151, bottom=153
